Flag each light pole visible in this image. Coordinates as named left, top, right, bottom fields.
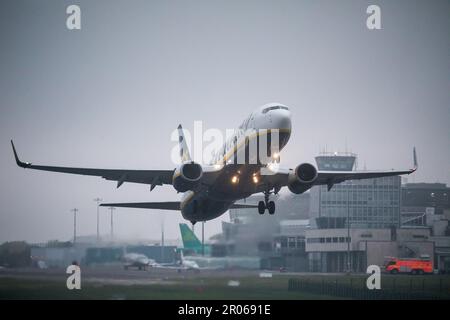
left=347, top=185, right=351, bottom=274
left=93, top=197, right=102, bottom=242
left=108, top=207, right=116, bottom=241
left=70, top=208, right=78, bottom=244
left=161, top=213, right=165, bottom=262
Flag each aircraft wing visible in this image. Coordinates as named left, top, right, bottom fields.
left=314, top=168, right=415, bottom=190
left=263, top=147, right=418, bottom=191
left=11, top=140, right=174, bottom=189
left=316, top=147, right=418, bottom=189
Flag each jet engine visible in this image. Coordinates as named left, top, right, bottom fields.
left=287, top=163, right=318, bottom=194
left=172, top=162, right=203, bottom=192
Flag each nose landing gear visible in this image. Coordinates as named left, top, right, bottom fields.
left=258, top=190, right=276, bottom=215
left=267, top=201, right=275, bottom=214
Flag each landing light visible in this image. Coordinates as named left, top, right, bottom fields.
left=272, top=152, right=280, bottom=159
left=252, top=176, right=259, bottom=184
left=231, top=176, right=239, bottom=184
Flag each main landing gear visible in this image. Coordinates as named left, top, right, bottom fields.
left=258, top=191, right=275, bottom=215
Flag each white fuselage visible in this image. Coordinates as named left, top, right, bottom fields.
left=180, top=103, right=292, bottom=222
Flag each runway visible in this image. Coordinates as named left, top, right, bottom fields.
left=0, top=265, right=263, bottom=286
left=1, top=265, right=449, bottom=300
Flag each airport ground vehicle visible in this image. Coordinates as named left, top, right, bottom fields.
left=384, top=256, right=433, bottom=275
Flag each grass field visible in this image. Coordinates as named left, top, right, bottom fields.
left=0, top=275, right=333, bottom=300
left=1, top=272, right=449, bottom=300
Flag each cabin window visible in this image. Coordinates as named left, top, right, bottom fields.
left=262, top=106, right=289, bottom=114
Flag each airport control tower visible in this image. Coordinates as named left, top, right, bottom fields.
left=315, top=151, right=357, bottom=171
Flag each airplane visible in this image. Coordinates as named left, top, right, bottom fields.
left=11, top=102, right=418, bottom=224
left=154, top=250, right=201, bottom=272
left=122, top=252, right=157, bottom=270
left=122, top=250, right=201, bottom=272
left=177, top=223, right=260, bottom=270
left=179, top=223, right=211, bottom=255
left=176, top=250, right=201, bottom=271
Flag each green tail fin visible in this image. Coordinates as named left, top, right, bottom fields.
left=179, top=223, right=202, bottom=249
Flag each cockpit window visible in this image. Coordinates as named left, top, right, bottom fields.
left=262, top=106, right=289, bottom=114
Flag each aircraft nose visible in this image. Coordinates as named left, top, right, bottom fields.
left=267, top=110, right=291, bottom=150
left=271, top=110, right=292, bottom=131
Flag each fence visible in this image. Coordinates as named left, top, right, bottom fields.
left=287, top=278, right=448, bottom=300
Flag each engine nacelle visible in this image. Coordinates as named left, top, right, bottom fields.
left=172, top=162, right=203, bottom=192
left=287, top=163, right=318, bottom=194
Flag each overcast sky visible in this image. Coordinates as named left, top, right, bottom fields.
left=0, top=0, right=449, bottom=243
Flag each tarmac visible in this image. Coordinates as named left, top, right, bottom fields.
left=0, top=265, right=269, bottom=286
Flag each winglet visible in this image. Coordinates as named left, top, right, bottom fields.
left=11, top=140, right=31, bottom=168
left=412, top=147, right=418, bottom=172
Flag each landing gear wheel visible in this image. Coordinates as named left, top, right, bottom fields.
left=267, top=201, right=275, bottom=214
left=260, top=190, right=275, bottom=215
left=258, top=201, right=266, bottom=214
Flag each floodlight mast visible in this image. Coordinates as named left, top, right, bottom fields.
left=94, top=198, right=102, bottom=242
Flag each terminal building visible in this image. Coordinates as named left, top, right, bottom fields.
left=402, top=183, right=449, bottom=215
left=223, top=151, right=450, bottom=273
left=306, top=152, right=435, bottom=273
left=310, top=152, right=401, bottom=229
left=399, top=183, right=450, bottom=272
left=401, top=183, right=450, bottom=227
left=306, top=226, right=434, bottom=272
left=29, top=240, right=177, bottom=268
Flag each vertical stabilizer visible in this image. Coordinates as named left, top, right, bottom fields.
left=179, top=223, right=202, bottom=249
left=177, top=125, right=191, bottom=162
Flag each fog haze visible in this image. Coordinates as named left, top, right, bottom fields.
left=0, top=0, right=449, bottom=243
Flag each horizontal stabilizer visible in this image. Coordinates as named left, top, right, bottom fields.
left=100, top=201, right=258, bottom=211
left=230, top=203, right=258, bottom=209
left=100, top=201, right=180, bottom=210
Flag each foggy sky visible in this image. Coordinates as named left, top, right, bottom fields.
left=0, top=0, right=449, bottom=243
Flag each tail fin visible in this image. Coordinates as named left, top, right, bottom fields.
left=177, top=124, right=191, bottom=162
left=179, top=223, right=201, bottom=249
